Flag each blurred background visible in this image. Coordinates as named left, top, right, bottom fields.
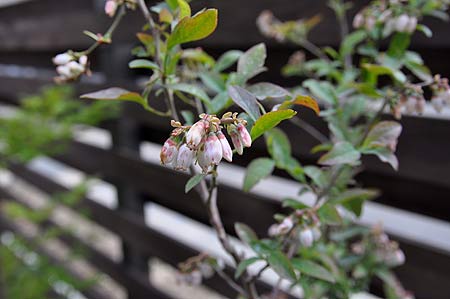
left=0, top=1, right=449, bottom=299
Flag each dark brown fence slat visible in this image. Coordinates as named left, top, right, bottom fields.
left=6, top=163, right=279, bottom=298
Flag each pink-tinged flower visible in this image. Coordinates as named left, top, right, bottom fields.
left=386, top=249, right=405, bottom=266
left=352, top=13, right=364, bottom=29
left=79, top=55, right=88, bottom=66
left=53, top=53, right=73, bottom=65
left=406, top=16, right=417, bottom=33
left=216, top=131, right=232, bottom=162
left=175, top=144, right=195, bottom=171
left=278, top=217, right=294, bottom=235
left=105, top=0, right=118, bottom=17
left=237, top=123, right=252, bottom=147
left=365, top=15, right=376, bottom=31
left=197, top=149, right=211, bottom=173
left=203, top=133, right=223, bottom=166
left=299, top=228, right=314, bottom=247
left=228, top=126, right=243, bottom=155
left=160, top=138, right=178, bottom=165
left=395, top=14, right=410, bottom=32
left=56, top=65, right=72, bottom=78
left=186, top=120, right=208, bottom=150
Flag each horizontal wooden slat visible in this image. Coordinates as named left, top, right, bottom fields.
left=7, top=155, right=450, bottom=299
left=2, top=0, right=450, bottom=52
left=6, top=163, right=279, bottom=298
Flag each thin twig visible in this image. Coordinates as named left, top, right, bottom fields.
left=215, top=267, right=248, bottom=296
left=289, top=116, right=329, bottom=144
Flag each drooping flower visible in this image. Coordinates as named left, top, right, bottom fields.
left=105, top=0, right=118, bottom=17
left=52, top=53, right=73, bottom=65
left=203, top=133, right=223, bottom=167
left=160, top=138, right=178, bottom=165
left=353, top=13, right=365, bottom=29
left=216, top=131, right=232, bottom=162
left=299, top=228, right=314, bottom=247
left=186, top=120, right=208, bottom=150
left=237, top=123, right=252, bottom=148
left=228, top=125, right=243, bottom=155
left=175, top=144, right=195, bottom=171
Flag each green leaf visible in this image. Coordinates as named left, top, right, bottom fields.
left=243, top=158, right=275, bottom=192
left=228, top=85, right=261, bottom=121
left=181, top=110, right=194, bottom=125
left=235, top=222, right=258, bottom=245
left=387, top=33, right=411, bottom=59
left=214, top=50, right=243, bottom=72
left=291, top=259, right=335, bottom=283
left=317, top=203, right=342, bottom=225
left=318, top=141, right=361, bottom=166
left=282, top=198, right=309, bottom=210
left=167, top=9, right=218, bottom=50
left=199, top=71, right=225, bottom=93
left=208, top=91, right=232, bottom=114
left=247, top=83, right=290, bottom=100
left=416, top=24, right=433, bottom=38
left=129, top=59, right=159, bottom=70
left=185, top=174, right=205, bottom=193
left=250, top=110, right=297, bottom=141
left=235, top=257, right=260, bottom=279
left=237, top=43, right=267, bottom=82
left=268, top=251, right=297, bottom=281
left=303, top=80, right=337, bottom=104
left=361, top=146, right=399, bottom=170
left=265, top=128, right=291, bottom=169
left=340, top=30, right=367, bottom=58
left=361, top=63, right=406, bottom=83
left=363, top=121, right=402, bottom=148
left=169, top=83, right=211, bottom=104
left=81, top=88, right=145, bottom=105
left=304, top=166, right=327, bottom=188
left=334, top=188, right=379, bottom=217
left=404, top=61, right=432, bottom=81
left=177, top=0, right=191, bottom=19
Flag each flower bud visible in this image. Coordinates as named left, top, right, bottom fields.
left=365, top=15, right=376, bottom=31
left=299, top=228, right=314, bottom=247
left=53, top=53, right=73, bottom=65
left=228, top=125, right=243, bottom=155
left=105, top=0, right=118, bottom=17
left=395, top=14, right=410, bottom=32
left=67, top=61, right=85, bottom=74
left=56, top=65, right=72, bottom=78
left=175, top=144, right=195, bottom=171
left=386, top=249, right=405, bottom=266
left=197, top=149, right=211, bottom=173
left=79, top=55, right=88, bottom=66
left=199, top=263, right=214, bottom=278
left=353, top=13, right=365, bottom=29
left=432, top=95, right=445, bottom=112
left=237, top=123, right=252, bottom=147
left=216, top=131, right=233, bottom=162
left=278, top=217, right=294, bottom=235
left=203, top=133, right=223, bottom=167
left=406, top=16, right=417, bottom=33
left=312, top=226, right=322, bottom=241
left=160, top=138, right=178, bottom=165
left=186, top=120, right=208, bottom=150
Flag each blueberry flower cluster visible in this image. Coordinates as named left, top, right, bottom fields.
left=176, top=253, right=223, bottom=286
left=268, top=208, right=322, bottom=248
left=52, top=52, right=89, bottom=83
left=352, top=0, right=419, bottom=34
left=160, top=113, right=252, bottom=173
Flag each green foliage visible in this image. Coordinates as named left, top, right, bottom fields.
left=243, top=158, right=276, bottom=192
left=0, top=86, right=117, bottom=164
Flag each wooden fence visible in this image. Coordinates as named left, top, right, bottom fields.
left=1, top=1, right=450, bottom=299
